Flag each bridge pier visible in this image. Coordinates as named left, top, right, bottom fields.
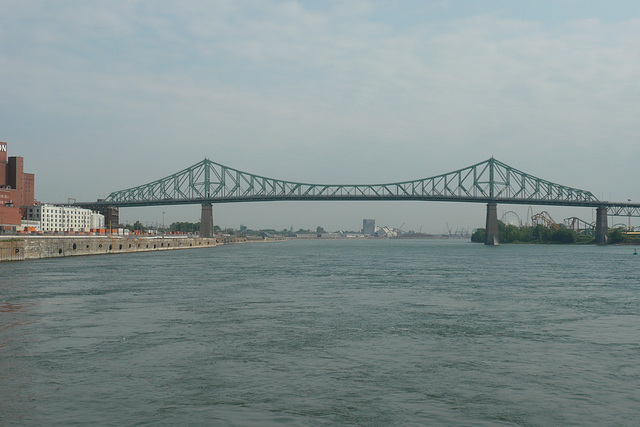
left=485, top=202, right=499, bottom=245
left=595, top=206, right=608, bottom=245
left=200, top=203, right=214, bottom=238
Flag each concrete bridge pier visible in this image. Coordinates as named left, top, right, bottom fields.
left=595, top=206, right=608, bottom=245
left=485, top=202, right=499, bottom=245
left=200, top=203, right=214, bottom=238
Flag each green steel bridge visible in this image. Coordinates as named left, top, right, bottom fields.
left=77, top=157, right=640, bottom=244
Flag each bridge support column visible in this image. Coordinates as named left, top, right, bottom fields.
left=200, top=203, right=214, bottom=238
left=485, top=202, right=499, bottom=246
left=595, top=206, right=608, bottom=245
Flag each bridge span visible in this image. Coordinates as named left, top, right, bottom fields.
left=76, top=157, right=640, bottom=245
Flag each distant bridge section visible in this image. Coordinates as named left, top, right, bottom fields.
left=607, top=205, right=640, bottom=217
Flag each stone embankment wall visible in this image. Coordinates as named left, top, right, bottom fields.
left=0, top=239, right=24, bottom=262
left=0, top=236, right=248, bottom=262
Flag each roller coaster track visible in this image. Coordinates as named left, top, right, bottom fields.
left=532, top=211, right=561, bottom=230
left=564, top=217, right=595, bottom=235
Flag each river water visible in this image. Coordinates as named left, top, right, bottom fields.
left=1, top=239, right=639, bottom=426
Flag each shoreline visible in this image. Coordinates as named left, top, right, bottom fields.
left=0, top=235, right=250, bottom=262
left=0, top=234, right=472, bottom=262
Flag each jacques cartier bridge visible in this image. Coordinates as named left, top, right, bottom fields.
left=76, top=157, right=640, bottom=245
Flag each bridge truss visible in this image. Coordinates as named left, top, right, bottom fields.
left=96, top=157, right=600, bottom=208
left=607, top=205, right=640, bottom=217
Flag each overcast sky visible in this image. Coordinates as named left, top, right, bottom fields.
left=2, top=1, right=640, bottom=232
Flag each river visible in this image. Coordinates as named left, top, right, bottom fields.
left=1, top=239, right=639, bottom=425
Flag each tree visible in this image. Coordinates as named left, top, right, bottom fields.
left=531, top=224, right=552, bottom=242
left=131, top=220, right=145, bottom=231
left=551, top=227, right=576, bottom=243
left=471, top=228, right=486, bottom=243
left=608, top=228, right=625, bottom=244
left=169, top=222, right=200, bottom=233
left=471, top=223, right=583, bottom=244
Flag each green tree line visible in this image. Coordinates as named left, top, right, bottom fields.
left=169, top=221, right=200, bottom=233
left=471, top=222, right=592, bottom=244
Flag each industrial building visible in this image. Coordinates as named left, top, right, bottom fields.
left=1, top=141, right=106, bottom=233
left=25, top=204, right=105, bottom=233
left=362, top=219, right=376, bottom=236
left=0, top=141, right=35, bottom=228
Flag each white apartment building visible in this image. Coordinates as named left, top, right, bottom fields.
left=25, top=204, right=105, bottom=232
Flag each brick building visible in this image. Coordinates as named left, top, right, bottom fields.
left=0, top=142, right=35, bottom=228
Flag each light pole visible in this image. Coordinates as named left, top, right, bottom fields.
left=162, top=211, right=165, bottom=234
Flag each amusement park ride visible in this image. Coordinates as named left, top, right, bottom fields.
left=501, top=209, right=639, bottom=237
